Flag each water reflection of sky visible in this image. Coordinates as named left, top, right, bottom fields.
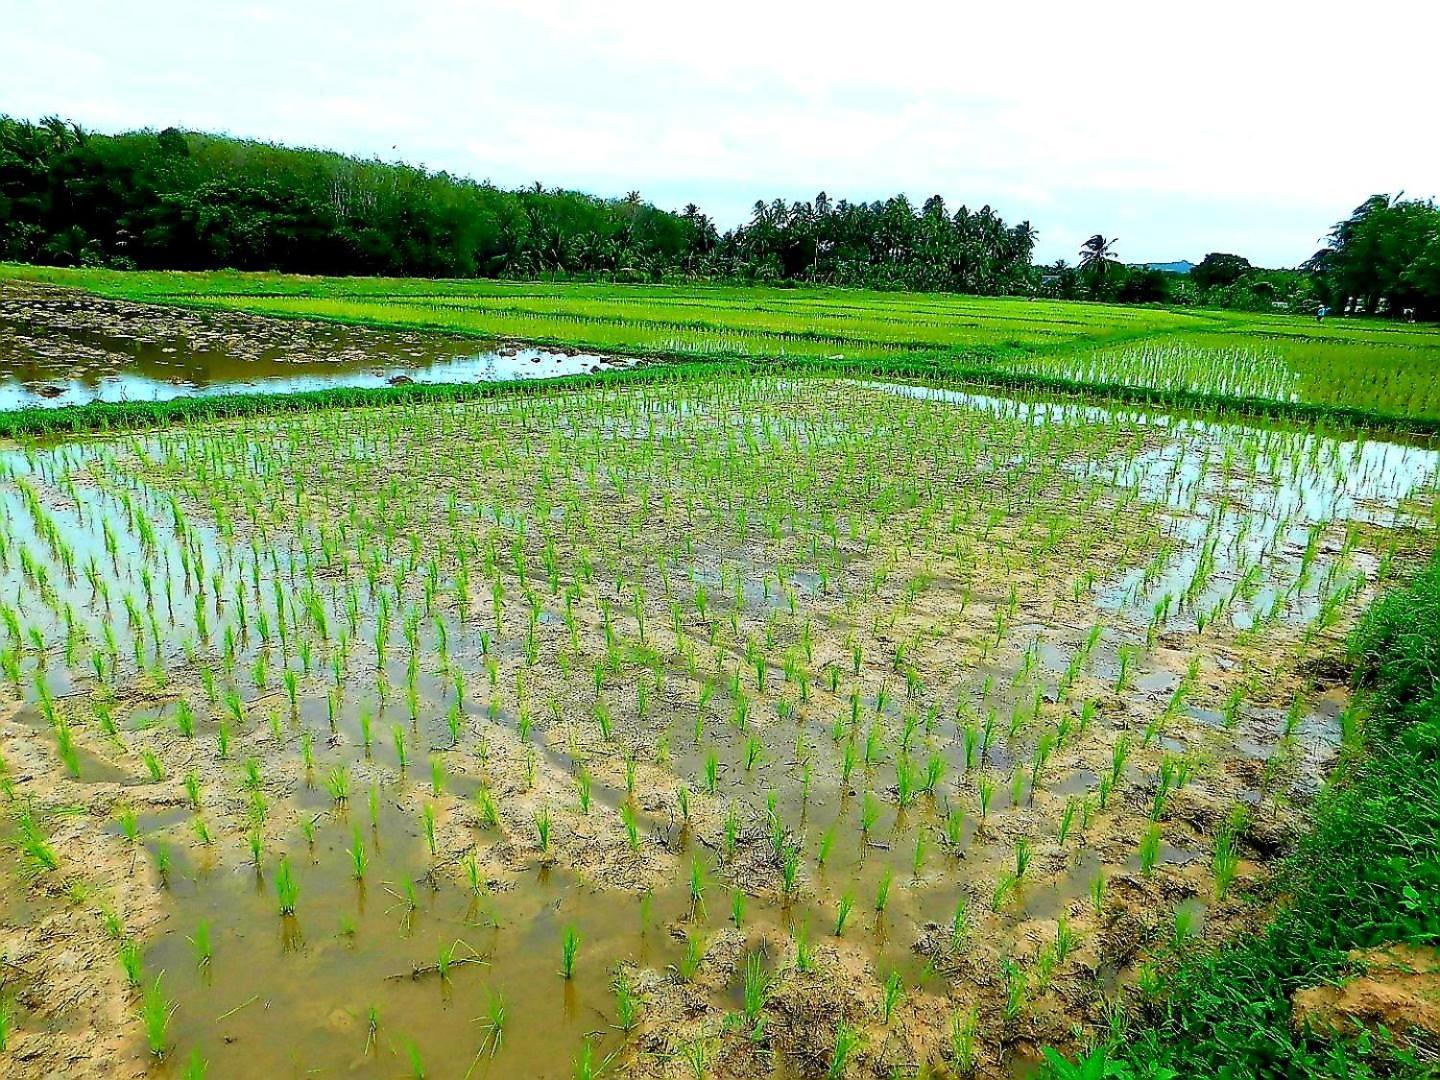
left=0, top=346, right=624, bottom=409
left=865, top=379, right=1439, bottom=632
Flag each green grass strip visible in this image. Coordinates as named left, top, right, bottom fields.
left=4, top=354, right=1439, bottom=441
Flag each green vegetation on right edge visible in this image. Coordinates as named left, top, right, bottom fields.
left=1052, top=553, right=1440, bottom=1078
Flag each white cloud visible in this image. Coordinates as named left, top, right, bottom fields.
left=2, top=0, right=1436, bottom=265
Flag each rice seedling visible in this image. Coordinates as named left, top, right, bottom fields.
left=990, top=870, right=1019, bottom=915
left=183, top=770, right=202, bottom=809
left=730, top=887, right=746, bottom=928
left=398, top=878, right=420, bottom=914
left=1138, top=823, right=1162, bottom=876
left=118, top=806, right=140, bottom=846
left=429, top=756, right=445, bottom=797
left=977, top=774, right=997, bottom=825
left=681, top=1037, right=711, bottom=1080
left=475, top=785, right=499, bottom=828
left=677, top=930, right=705, bottom=981
left=881, top=969, right=903, bottom=1025
left=350, top=828, right=368, bottom=880
left=834, top=892, right=855, bottom=937
left=140, top=974, right=174, bottom=1057
left=1212, top=820, right=1241, bottom=900
left=944, top=805, right=966, bottom=849
left=324, top=764, right=351, bottom=803
left=949, top=897, right=971, bottom=952
left=875, top=868, right=893, bottom=914
left=189, top=919, right=212, bottom=966
left=620, top=804, right=641, bottom=852
left=1171, top=903, right=1197, bottom=951
left=1109, top=735, right=1132, bottom=787
left=434, top=937, right=474, bottom=982
left=742, top=951, right=771, bottom=1039
left=275, top=855, right=299, bottom=915
left=827, top=1022, right=860, bottom=1079
left=612, top=971, right=638, bottom=1032
left=462, top=853, right=485, bottom=897
left=119, top=936, right=144, bottom=987
left=423, top=803, right=439, bottom=859
left=949, top=1007, right=978, bottom=1073
left=560, top=925, right=579, bottom=979
left=1014, top=836, right=1032, bottom=879
left=16, top=805, right=59, bottom=872
left=174, top=699, right=196, bottom=738
left=688, top=855, right=707, bottom=918
left=859, top=791, right=880, bottom=834
left=54, top=721, right=80, bottom=777
left=577, top=769, right=592, bottom=814
left=472, top=988, right=507, bottom=1058
left=1002, top=959, right=1028, bottom=1020
left=1057, top=797, right=1078, bottom=844
left=624, top=751, right=638, bottom=798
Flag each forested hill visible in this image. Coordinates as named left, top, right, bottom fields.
left=0, top=115, right=1035, bottom=290
left=0, top=116, right=702, bottom=279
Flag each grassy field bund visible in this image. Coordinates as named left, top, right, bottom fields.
left=7, top=264, right=1440, bottom=431
left=0, top=268, right=1437, bottom=1080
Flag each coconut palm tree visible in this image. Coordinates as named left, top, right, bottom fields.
left=1078, top=234, right=1119, bottom=290
left=1078, top=234, right=1118, bottom=269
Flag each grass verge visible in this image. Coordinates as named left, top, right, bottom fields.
left=1047, top=553, right=1440, bottom=1078
left=4, top=355, right=1440, bottom=441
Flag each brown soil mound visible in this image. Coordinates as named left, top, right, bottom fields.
left=1292, top=944, right=1440, bottom=1050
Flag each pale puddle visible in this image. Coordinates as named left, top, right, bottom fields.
left=866, top=379, right=1439, bottom=629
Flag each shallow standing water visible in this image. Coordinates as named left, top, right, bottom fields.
left=0, top=288, right=627, bottom=408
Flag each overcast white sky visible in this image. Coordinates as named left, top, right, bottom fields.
left=4, top=0, right=1437, bottom=266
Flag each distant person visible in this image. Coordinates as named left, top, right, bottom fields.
left=1316, top=304, right=1328, bottom=323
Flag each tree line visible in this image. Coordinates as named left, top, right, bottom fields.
left=0, top=115, right=1033, bottom=290
left=0, top=116, right=697, bottom=278
left=1, top=115, right=1435, bottom=318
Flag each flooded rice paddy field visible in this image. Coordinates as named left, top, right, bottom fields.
left=0, top=281, right=626, bottom=409
left=0, top=374, right=1437, bottom=1078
